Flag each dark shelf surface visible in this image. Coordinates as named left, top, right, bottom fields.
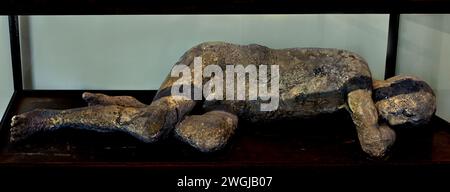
left=0, top=90, right=449, bottom=169
left=2, top=0, right=450, bottom=14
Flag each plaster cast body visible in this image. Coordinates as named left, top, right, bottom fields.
left=10, top=42, right=436, bottom=158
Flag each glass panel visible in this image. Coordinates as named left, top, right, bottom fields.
left=20, top=15, right=389, bottom=90
left=397, top=14, right=450, bottom=122
left=0, top=16, right=13, bottom=120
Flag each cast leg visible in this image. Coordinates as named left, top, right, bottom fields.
left=347, top=89, right=396, bottom=157
left=10, top=96, right=196, bottom=143
left=175, top=110, right=238, bottom=152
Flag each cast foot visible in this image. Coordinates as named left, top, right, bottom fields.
left=10, top=109, right=56, bottom=143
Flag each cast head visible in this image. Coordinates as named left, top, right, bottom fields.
left=373, top=75, right=436, bottom=126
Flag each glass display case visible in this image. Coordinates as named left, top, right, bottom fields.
left=0, top=0, right=450, bottom=188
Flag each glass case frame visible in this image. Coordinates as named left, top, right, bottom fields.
left=0, top=0, right=450, bottom=180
